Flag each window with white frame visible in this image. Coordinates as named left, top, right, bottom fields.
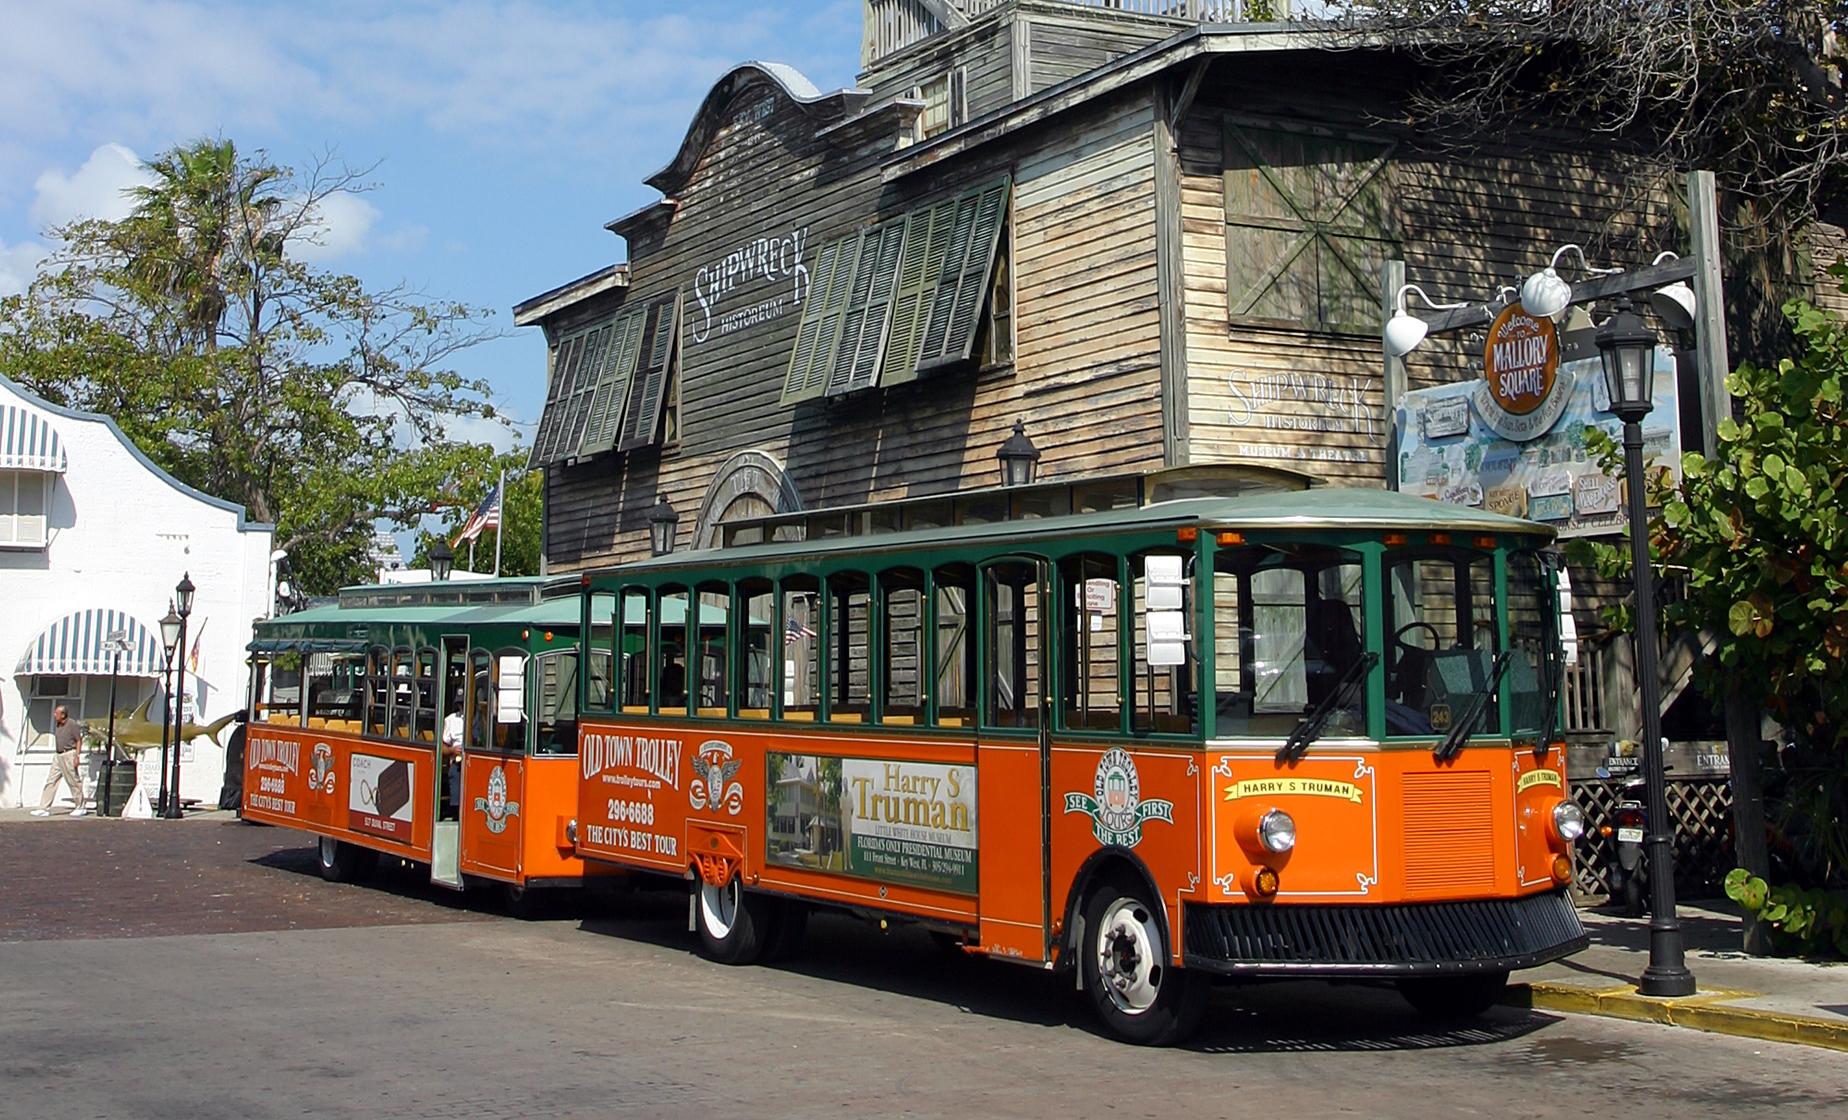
left=0, top=469, right=50, bottom=547
left=913, top=69, right=965, bottom=142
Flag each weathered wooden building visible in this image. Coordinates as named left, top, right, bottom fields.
left=519, top=0, right=1693, bottom=568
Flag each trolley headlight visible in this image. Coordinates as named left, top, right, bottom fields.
left=1550, top=801, right=1586, bottom=843
left=1258, top=809, right=1296, bottom=854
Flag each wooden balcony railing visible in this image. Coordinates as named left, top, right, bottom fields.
left=864, top=0, right=1292, bottom=68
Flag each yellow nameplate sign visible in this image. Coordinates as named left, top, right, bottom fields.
left=1224, top=778, right=1364, bottom=804
left=1517, top=768, right=1564, bottom=793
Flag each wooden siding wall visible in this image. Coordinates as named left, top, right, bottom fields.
left=861, top=15, right=1016, bottom=122
left=1022, top=10, right=1174, bottom=94
left=1177, top=74, right=1682, bottom=488
left=544, top=81, right=1164, bottom=572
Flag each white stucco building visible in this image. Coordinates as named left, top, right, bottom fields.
left=2, top=373, right=274, bottom=810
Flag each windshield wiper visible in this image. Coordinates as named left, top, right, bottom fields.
left=1435, top=650, right=1513, bottom=762
left=1279, top=651, right=1378, bottom=763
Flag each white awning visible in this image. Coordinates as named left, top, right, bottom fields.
left=0, top=404, right=67, bottom=472
left=15, top=609, right=165, bottom=678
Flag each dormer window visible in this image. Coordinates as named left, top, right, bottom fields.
left=913, top=68, right=965, bottom=141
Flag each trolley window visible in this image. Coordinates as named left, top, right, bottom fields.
left=1212, top=545, right=1367, bottom=738
left=1058, top=553, right=1122, bottom=732
left=535, top=649, right=578, bottom=755
left=1385, top=548, right=1500, bottom=738
left=826, top=571, right=871, bottom=723
left=781, top=576, right=821, bottom=720
left=737, top=578, right=774, bottom=718
left=1506, top=550, right=1554, bottom=736
left=620, top=588, right=651, bottom=713
left=881, top=567, right=927, bottom=725
left=1130, top=550, right=1197, bottom=736
left=695, top=581, right=729, bottom=717
left=658, top=586, right=690, bottom=715
left=934, top=563, right=976, bottom=728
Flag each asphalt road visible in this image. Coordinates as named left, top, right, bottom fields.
left=3, top=820, right=1844, bottom=1119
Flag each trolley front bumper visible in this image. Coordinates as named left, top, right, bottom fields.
left=1181, top=889, right=1588, bottom=978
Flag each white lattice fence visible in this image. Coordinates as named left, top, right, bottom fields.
left=1569, top=777, right=1735, bottom=899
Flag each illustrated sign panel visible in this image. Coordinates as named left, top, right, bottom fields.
left=766, top=753, right=977, bottom=894
left=349, top=753, right=414, bottom=841
left=1397, top=341, right=1681, bottom=538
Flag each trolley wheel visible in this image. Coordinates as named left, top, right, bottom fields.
left=499, top=882, right=549, bottom=920
left=316, top=836, right=377, bottom=883
left=693, top=876, right=773, bottom=965
left=1397, top=970, right=1510, bottom=1020
left=764, top=900, right=809, bottom=962
left=1080, top=882, right=1206, bottom=1046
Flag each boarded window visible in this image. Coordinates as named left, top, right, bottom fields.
left=1223, top=123, right=1396, bottom=333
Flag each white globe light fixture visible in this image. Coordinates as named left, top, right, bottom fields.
left=1646, top=252, right=1697, bottom=334
left=1521, top=243, right=1622, bottom=321
left=1385, top=283, right=1469, bottom=357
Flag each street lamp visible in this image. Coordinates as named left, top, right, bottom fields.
left=996, top=419, right=1041, bottom=488
left=648, top=494, right=678, bottom=557
left=99, top=630, right=129, bottom=816
left=1385, top=283, right=1469, bottom=357
left=429, top=538, right=454, bottom=582
left=157, top=602, right=181, bottom=817
left=167, top=572, right=195, bottom=819
left=1596, top=296, right=1696, bottom=998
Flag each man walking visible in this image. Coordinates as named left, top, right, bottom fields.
left=31, top=705, right=90, bottom=817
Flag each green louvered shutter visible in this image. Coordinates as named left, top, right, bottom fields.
left=530, top=333, right=585, bottom=466
left=917, top=178, right=1009, bottom=371
left=782, top=238, right=842, bottom=404
left=827, top=216, right=907, bottom=396
left=782, top=231, right=861, bottom=404
left=618, top=296, right=680, bottom=451
left=558, top=324, right=609, bottom=457
left=579, top=307, right=645, bottom=456
left=881, top=200, right=951, bottom=388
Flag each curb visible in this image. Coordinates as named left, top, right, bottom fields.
left=1508, top=982, right=1848, bottom=1053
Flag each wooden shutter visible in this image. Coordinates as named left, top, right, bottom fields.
left=882, top=199, right=952, bottom=388
left=917, top=178, right=1009, bottom=372
left=529, top=332, right=585, bottom=467
left=781, top=231, right=861, bottom=405
left=578, top=307, right=646, bottom=456
left=782, top=238, right=842, bottom=405
left=558, top=324, right=609, bottom=458
left=618, top=296, right=680, bottom=451
left=827, top=216, right=908, bottom=396
left=1224, top=123, right=1396, bottom=332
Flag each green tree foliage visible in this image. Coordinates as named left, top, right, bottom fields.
left=1575, top=270, right=1848, bottom=888
left=410, top=460, right=542, bottom=578
left=0, top=138, right=512, bottom=592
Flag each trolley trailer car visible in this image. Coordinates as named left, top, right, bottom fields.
left=567, top=475, right=1590, bottom=1044
left=243, top=577, right=608, bottom=909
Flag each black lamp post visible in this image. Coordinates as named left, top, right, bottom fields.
left=99, top=631, right=128, bottom=817
left=1596, top=297, right=1696, bottom=997
left=156, top=603, right=181, bottom=817
left=997, top=419, right=1040, bottom=488
left=429, top=538, right=454, bottom=582
left=648, top=494, right=678, bottom=557
left=167, top=572, right=195, bottom=819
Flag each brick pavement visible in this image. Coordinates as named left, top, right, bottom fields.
left=0, top=816, right=493, bottom=941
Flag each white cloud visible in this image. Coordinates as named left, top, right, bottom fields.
left=29, top=142, right=157, bottom=231
left=0, top=237, right=49, bottom=298
left=289, top=190, right=381, bottom=263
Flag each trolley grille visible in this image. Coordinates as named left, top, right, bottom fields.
left=1182, top=891, right=1586, bottom=976
left=1402, top=771, right=1496, bottom=897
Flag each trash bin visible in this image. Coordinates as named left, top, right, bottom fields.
left=98, top=759, right=140, bottom=817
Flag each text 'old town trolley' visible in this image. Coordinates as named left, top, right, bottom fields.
left=568, top=467, right=1590, bottom=1044
left=242, top=577, right=606, bottom=910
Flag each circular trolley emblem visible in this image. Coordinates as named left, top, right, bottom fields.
left=310, top=742, right=336, bottom=794
left=473, top=764, right=521, bottom=834
left=1063, top=748, right=1174, bottom=848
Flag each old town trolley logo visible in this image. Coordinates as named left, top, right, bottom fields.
left=473, top=764, right=521, bottom=834
left=309, top=742, right=336, bottom=794
left=1064, top=748, right=1173, bottom=848
left=689, top=740, right=744, bottom=816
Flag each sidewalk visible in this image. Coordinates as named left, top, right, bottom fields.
left=0, top=805, right=239, bottom=822
left=1512, top=898, right=1848, bottom=1051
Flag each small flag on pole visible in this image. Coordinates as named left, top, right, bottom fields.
left=784, top=616, right=817, bottom=645
left=188, top=618, right=207, bottom=673
left=453, top=481, right=503, bottom=547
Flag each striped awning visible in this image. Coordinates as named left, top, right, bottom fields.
left=0, top=404, right=67, bottom=472
left=15, top=609, right=165, bottom=678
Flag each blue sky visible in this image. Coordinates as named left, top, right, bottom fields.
left=0, top=0, right=863, bottom=452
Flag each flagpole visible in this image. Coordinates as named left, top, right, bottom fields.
left=492, top=468, right=505, bottom=577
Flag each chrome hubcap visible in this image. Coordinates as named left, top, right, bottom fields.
left=700, top=879, right=739, bottom=939
left=1096, top=898, right=1161, bottom=1014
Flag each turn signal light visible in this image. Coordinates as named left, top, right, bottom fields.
left=544, top=630, right=555, bottom=642
left=1217, top=531, right=1245, bottom=546
left=1551, top=855, right=1572, bottom=883
left=1430, top=532, right=1452, bottom=545
left=1474, top=535, right=1497, bottom=549
left=1177, top=527, right=1198, bottom=543
left=1253, top=867, right=1281, bottom=897
left=1383, top=532, right=1407, bottom=546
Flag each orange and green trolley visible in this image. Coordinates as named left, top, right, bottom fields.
left=242, top=577, right=605, bottom=909
left=568, top=470, right=1589, bottom=1044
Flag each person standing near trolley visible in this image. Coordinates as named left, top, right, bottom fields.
left=32, top=705, right=90, bottom=817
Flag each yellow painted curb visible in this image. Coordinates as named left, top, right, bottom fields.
left=1508, top=982, right=1848, bottom=1053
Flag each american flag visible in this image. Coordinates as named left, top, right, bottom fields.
left=452, top=481, right=502, bottom=546
left=784, top=616, right=817, bottom=645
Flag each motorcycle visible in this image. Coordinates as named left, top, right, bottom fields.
left=1603, top=776, right=1648, bottom=915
